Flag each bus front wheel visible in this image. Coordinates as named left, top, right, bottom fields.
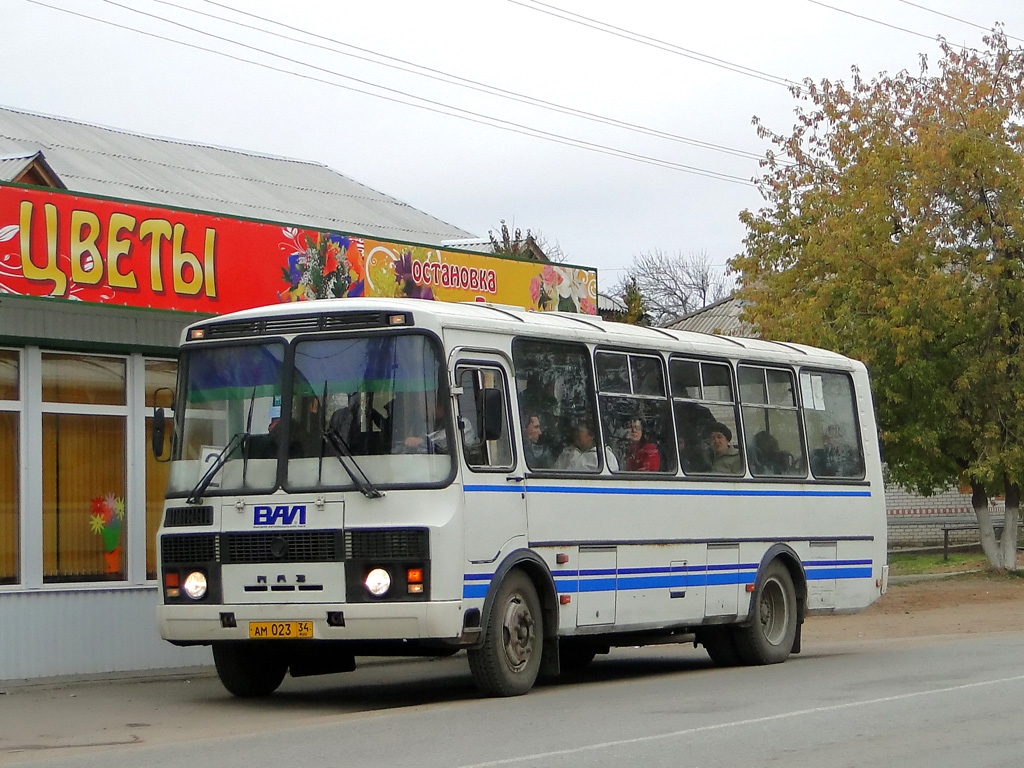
left=468, top=570, right=543, bottom=696
left=213, top=642, right=288, bottom=697
left=735, top=560, right=797, bottom=665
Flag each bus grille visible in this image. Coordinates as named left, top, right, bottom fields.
left=164, top=505, right=214, bottom=527
left=345, top=528, right=429, bottom=560
left=221, top=531, right=342, bottom=564
left=161, top=529, right=426, bottom=565
left=162, top=533, right=218, bottom=564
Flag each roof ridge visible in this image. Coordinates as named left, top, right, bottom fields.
left=0, top=130, right=409, bottom=206
left=54, top=171, right=459, bottom=238
left=0, top=105, right=326, bottom=167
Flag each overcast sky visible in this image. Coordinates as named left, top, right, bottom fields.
left=4, top=0, right=1023, bottom=291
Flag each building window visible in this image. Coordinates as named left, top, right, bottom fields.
left=0, top=349, right=19, bottom=585
left=41, top=354, right=127, bottom=583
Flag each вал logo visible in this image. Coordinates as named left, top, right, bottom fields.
left=253, top=505, right=307, bottom=526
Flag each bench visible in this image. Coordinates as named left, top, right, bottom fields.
left=941, top=524, right=1003, bottom=560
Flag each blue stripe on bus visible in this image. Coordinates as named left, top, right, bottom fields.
left=464, top=484, right=871, bottom=498
left=805, top=567, right=873, bottom=579
left=462, top=560, right=874, bottom=598
left=805, top=559, right=872, bottom=567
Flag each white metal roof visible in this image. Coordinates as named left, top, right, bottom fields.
left=193, top=297, right=856, bottom=368
left=0, top=106, right=475, bottom=246
left=664, top=295, right=756, bottom=337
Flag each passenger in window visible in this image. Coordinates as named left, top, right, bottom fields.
left=675, top=402, right=715, bottom=472
left=246, top=403, right=291, bottom=458
left=402, top=399, right=454, bottom=454
left=706, top=422, right=742, bottom=474
left=749, top=430, right=795, bottom=475
left=811, top=424, right=862, bottom=477
left=522, top=411, right=554, bottom=469
left=624, top=418, right=660, bottom=471
left=554, top=421, right=618, bottom=471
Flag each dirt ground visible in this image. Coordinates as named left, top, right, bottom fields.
left=803, top=571, right=1024, bottom=643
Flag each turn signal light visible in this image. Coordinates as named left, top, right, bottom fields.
left=560, top=595, right=572, bottom=605
left=164, top=572, right=180, bottom=587
left=407, top=568, right=423, bottom=583
left=746, top=584, right=756, bottom=593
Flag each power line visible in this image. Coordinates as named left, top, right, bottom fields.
left=508, top=0, right=805, bottom=92
left=807, top=0, right=979, bottom=50
left=153, top=0, right=772, bottom=164
left=894, top=0, right=1024, bottom=44
left=22, top=0, right=755, bottom=185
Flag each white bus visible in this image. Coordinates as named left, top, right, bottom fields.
left=154, top=298, right=888, bottom=697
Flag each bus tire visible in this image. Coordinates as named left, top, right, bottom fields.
left=735, top=560, right=797, bottom=665
left=468, top=570, right=543, bottom=696
left=701, top=626, right=742, bottom=667
left=213, top=642, right=288, bottom=697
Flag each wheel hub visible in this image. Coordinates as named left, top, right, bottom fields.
left=501, top=595, right=535, bottom=671
left=759, top=578, right=787, bottom=645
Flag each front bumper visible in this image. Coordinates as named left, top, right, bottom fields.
left=157, top=599, right=465, bottom=643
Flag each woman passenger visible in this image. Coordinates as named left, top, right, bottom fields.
left=624, top=418, right=660, bottom=472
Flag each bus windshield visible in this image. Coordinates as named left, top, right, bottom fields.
left=167, top=333, right=452, bottom=498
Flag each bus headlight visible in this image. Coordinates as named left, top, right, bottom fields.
left=182, top=571, right=208, bottom=600
left=365, top=568, right=391, bottom=597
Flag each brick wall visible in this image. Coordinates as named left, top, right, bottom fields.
left=886, top=484, right=1006, bottom=549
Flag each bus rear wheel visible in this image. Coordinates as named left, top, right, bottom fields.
left=701, top=626, right=742, bottom=667
left=468, top=570, right=543, bottom=696
left=735, top=561, right=797, bottom=665
left=213, top=642, right=288, bottom=697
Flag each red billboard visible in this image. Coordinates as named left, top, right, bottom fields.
left=0, top=184, right=598, bottom=315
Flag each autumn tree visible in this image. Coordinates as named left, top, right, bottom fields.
left=733, top=32, right=1024, bottom=570
left=488, top=219, right=567, bottom=262
left=618, top=249, right=729, bottom=326
left=621, top=277, right=649, bottom=325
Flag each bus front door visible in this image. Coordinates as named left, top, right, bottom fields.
left=455, top=359, right=527, bottom=563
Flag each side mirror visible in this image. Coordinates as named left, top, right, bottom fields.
left=152, top=407, right=166, bottom=458
left=151, top=386, right=174, bottom=462
left=481, top=388, right=504, bottom=441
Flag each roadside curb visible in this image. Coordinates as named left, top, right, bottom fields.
left=889, top=569, right=986, bottom=585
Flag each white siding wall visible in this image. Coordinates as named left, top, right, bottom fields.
left=0, top=588, right=210, bottom=680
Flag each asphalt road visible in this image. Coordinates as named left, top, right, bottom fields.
left=3, top=630, right=1024, bottom=768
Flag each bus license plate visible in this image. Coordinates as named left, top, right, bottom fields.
left=248, top=621, right=313, bottom=639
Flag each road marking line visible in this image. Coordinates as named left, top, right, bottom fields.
left=456, top=673, right=1024, bottom=768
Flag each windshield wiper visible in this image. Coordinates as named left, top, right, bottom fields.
left=323, top=424, right=384, bottom=499
left=187, top=432, right=246, bottom=504
left=241, top=387, right=257, bottom=481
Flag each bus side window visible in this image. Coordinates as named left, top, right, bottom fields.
left=670, top=358, right=741, bottom=475
left=457, top=366, right=513, bottom=471
left=597, top=351, right=675, bottom=473
left=513, top=338, right=600, bottom=473
left=740, top=365, right=806, bottom=477
left=802, top=370, right=865, bottom=479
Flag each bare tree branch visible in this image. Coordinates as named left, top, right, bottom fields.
left=615, top=249, right=730, bottom=325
